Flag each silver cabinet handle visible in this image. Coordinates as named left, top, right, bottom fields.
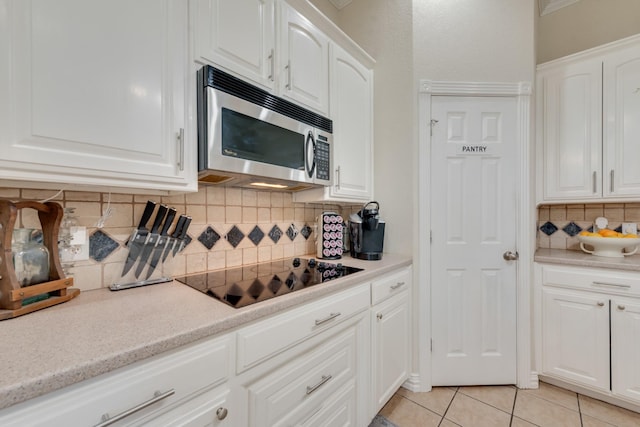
left=315, top=312, right=340, bottom=326
left=597, top=301, right=605, bottom=307
left=177, top=128, right=185, bottom=171
left=216, top=407, right=228, bottom=420
left=94, top=389, right=175, bottom=427
left=610, top=169, right=615, bottom=193
left=390, top=281, right=405, bottom=290
left=618, top=305, right=626, bottom=311
left=593, top=171, right=597, bottom=193
left=592, top=281, right=631, bottom=289
left=503, top=251, right=519, bottom=261
left=285, top=61, right=291, bottom=89
left=306, top=374, right=332, bottom=395
left=377, top=313, right=383, bottom=320
left=268, top=49, right=274, bottom=81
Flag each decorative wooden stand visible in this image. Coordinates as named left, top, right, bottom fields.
left=0, top=200, right=80, bottom=320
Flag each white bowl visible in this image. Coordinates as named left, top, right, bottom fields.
left=577, top=235, right=640, bottom=258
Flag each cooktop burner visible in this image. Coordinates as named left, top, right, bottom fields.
left=175, top=258, right=363, bottom=308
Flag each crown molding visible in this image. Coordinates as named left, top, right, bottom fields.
left=539, top=0, right=581, bottom=16
left=328, top=0, right=352, bottom=10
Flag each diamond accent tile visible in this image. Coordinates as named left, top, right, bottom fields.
left=248, top=226, right=265, bottom=246
left=300, top=224, right=313, bottom=240
left=286, top=224, right=299, bottom=241
left=198, top=226, right=221, bottom=250
left=269, top=225, right=283, bottom=244
left=539, top=221, right=558, bottom=236
left=587, top=225, right=594, bottom=232
left=614, top=225, right=623, bottom=233
left=90, top=230, right=120, bottom=262
left=226, top=225, right=245, bottom=248
left=562, top=222, right=582, bottom=237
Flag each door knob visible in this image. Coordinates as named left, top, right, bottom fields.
left=503, top=251, right=519, bottom=261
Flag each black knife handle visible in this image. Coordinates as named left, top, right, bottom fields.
left=138, top=201, right=156, bottom=230
left=171, top=215, right=188, bottom=238
left=178, top=217, right=192, bottom=240
left=150, top=205, right=168, bottom=234
left=160, top=208, right=177, bottom=236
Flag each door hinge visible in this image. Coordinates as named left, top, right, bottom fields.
left=430, top=339, right=433, bottom=352
left=430, top=119, right=439, bottom=136
left=430, top=230, right=432, bottom=243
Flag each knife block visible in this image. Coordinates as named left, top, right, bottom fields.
left=0, top=199, right=80, bottom=320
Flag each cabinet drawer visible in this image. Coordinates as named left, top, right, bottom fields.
left=541, top=264, right=640, bottom=296
left=237, top=283, right=369, bottom=372
left=301, top=381, right=356, bottom=427
left=0, top=335, right=232, bottom=427
left=371, top=266, right=411, bottom=305
left=247, top=324, right=358, bottom=427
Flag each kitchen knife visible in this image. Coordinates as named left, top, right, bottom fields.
left=144, top=207, right=177, bottom=279
left=160, top=215, right=188, bottom=264
left=134, top=204, right=168, bottom=278
left=172, top=216, right=192, bottom=257
left=121, top=200, right=156, bottom=276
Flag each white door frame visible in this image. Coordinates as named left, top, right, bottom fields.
left=410, top=80, right=537, bottom=391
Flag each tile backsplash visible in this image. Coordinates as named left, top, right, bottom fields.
left=0, top=186, right=359, bottom=292
left=537, top=203, right=640, bottom=251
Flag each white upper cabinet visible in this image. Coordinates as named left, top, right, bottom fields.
left=537, top=34, right=640, bottom=202
left=603, top=43, right=640, bottom=197
left=278, top=1, right=329, bottom=115
left=293, top=44, right=374, bottom=203
left=194, top=0, right=276, bottom=91
left=537, top=59, right=602, bottom=201
left=0, top=0, right=196, bottom=193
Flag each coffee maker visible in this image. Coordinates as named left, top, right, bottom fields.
left=349, top=201, right=385, bottom=260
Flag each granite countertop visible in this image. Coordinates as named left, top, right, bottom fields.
left=0, top=254, right=411, bottom=411
left=535, top=248, right=640, bottom=272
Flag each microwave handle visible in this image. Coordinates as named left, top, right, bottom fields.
left=305, top=131, right=316, bottom=179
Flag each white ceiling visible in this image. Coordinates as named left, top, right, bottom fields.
left=538, top=0, right=581, bottom=16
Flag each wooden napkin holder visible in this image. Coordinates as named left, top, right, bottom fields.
left=0, top=200, right=80, bottom=320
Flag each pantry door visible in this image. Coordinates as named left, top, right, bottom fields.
left=430, top=96, right=518, bottom=385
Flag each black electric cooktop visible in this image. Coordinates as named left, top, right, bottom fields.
left=175, top=258, right=363, bottom=308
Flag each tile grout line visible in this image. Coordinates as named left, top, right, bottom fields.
left=509, top=387, right=518, bottom=426
left=438, top=387, right=459, bottom=427
left=577, top=392, right=584, bottom=427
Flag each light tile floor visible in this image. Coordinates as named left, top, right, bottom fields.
left=379, top=381, right=640, bottom=426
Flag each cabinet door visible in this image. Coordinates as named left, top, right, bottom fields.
left=541, top=287, right=609, bottom=391
left=329, top=44, right=374, bottom=201
left=611, top=297, right=640, bottom=403
left=371, top=291, right=410, bottom=413
left=194, top=0, right=275, bottom=91
left=538, top=59, right=602, bottom=200
left=0, top=0, right=195, bottom=192
left=278, top=2, right=329, bottom=115
left=603, top=44, right=640, bottom=197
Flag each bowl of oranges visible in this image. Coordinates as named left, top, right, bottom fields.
left=577, top=229, right=640, bottom=258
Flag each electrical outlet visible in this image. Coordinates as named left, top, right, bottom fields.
left=70, top=227, right=89, bottom=261
left=622, top=222, right=637, bottom=235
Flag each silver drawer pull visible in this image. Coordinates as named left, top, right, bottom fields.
left=216, top=407, right=228, bottom=420
left=94, top=389, right=175, bottom=427
left=618, top=305, right=626, bottom=311
left=390, top=281, right=405, bottom=290
left=597, top=301, right=605, bottom=307
left=315, top=312, right=340, bottom=326
left=592, top=281, right=631, bottom=289
left=306, top=374, right=332, bottom=395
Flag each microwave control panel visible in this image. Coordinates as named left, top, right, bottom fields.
left=315, top=135, right=330, bottom=181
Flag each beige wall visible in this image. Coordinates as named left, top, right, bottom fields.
left=537, top=0, right=640, bottom=64
left=414, top=0, right=536, bottom=82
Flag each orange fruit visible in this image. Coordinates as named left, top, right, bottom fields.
left=623, top=233, right=638, bottom=238
left=598, top=229, right=618, bottom=238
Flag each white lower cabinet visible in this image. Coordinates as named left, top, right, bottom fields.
left=537, top=263, right=640, bottom=406
left=0, top=334, right=234, bottom=427
left=370, top=267, right=411, bottom=414
left=0, top=265, right=414, bottom=426
left=541, top=287, right=610, bottom=391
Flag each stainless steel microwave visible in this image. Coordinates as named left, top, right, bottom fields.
left=196, top=65, right=333, bottom=191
